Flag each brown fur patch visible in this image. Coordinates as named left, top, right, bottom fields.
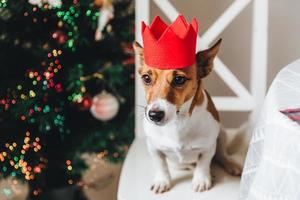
left=205, top=90, right=220, bottom=121
left=188, top=79, right=204, bottom=115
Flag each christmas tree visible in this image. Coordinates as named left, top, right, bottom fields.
left=0, top=0, right=134, bottom=199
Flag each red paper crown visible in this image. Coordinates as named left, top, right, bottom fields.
left=142, top=15, right=198, bottom=70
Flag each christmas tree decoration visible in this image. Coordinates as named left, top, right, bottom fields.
left=47, top=0, right=62, bottom=8
left=0, top=0, right=134, bottom=199
left=0, top=8, right=11, bottom=20
left=0, top=0, right=8, bottom=8
left=0, top=177, right=28, bottom=199
left=22, top=41, right=33, bottom=49
left=78, top=94, right=93, bottom=111
left=28, top=0, right=43, bottom=7
left=90, top=91, right=119, bottom=121
left=52, top=30, right=68, bottom=44
left=94, top=0, right=103, bottom=7
left=28, top=0, right=62, bottom=8
left=95, top=0, right=114, bottom=41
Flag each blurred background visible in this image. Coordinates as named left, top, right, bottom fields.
left=0, top=0, right=134, bottom=199
left=1, top=0, right=300, bottom=200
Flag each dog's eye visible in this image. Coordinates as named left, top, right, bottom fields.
left=141, top=74, right=152, bottom=85
left=172, top=76, right=187, bottom=87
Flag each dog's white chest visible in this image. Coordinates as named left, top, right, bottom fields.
left=144, top=94, right=220, bottom=164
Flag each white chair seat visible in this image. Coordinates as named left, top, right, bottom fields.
left=118, top=138, right=240, bottom=200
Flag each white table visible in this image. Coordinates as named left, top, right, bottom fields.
left=240, top=59, right=300, bottom=200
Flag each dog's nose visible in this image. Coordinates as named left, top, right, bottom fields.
left=148, top=110, right=165, bottom=123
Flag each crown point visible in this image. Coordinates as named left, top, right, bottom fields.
left=177, top=14, right=188, bottom=26
left=191, top=17, right=198, bottom=32
left=141, top=15, right=198, bottom=69
left=149, top=15, right=168, bottom=39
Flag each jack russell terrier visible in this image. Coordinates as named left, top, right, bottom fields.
left=134, top=15, right=242, bottom=194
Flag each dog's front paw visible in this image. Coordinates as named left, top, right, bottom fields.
left=192, top=173, right=212, bottom=192
left=150, top=178, right=171, bottom=194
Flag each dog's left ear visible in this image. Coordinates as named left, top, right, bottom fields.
left=196, top=39, right=222, bottom=78
left=133, top=41, right=144, bottom=67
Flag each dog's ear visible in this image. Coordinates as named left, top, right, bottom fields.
left=196, top=39, right=222, bottom=78
left=133, top=41, right=144, bottom=67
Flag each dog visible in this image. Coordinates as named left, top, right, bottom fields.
left=134, top=15, right=242, bottom=194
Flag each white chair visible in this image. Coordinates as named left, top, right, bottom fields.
left=118, top=138, right=240, bottom=200
left=118, top=0, right=268, bottom=199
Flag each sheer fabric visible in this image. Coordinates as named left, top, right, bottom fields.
left=240, top=59, right=300, bottom=200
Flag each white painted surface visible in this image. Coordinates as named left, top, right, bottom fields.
left=199, top=0, right=252, bottom=47
left=249, top=0, right=269, bottom=121
left=135, top=0, right=149, bottom=138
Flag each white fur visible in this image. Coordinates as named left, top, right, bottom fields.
left=145, top=90, right=220, bottom=164
left=144, top=90, right=221, bottom=193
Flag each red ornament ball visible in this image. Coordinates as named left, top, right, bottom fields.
left=90, top=91, right=119, bottom=121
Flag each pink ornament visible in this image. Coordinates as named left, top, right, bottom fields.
left=90, top=91, right=119, bottom=121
